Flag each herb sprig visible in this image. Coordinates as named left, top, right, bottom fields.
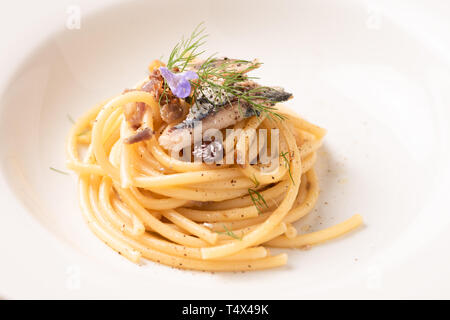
left=164, top=23, right=286, bottom=120
left=280, top=151, right=295, bottom=185
left=247, top=175, right=268, bottom=214
left=49, top=167, right=69, bottom=175
left=248, top=188, right=268, bottom=214
left=67, top=114, right=75, bottom=124
left=250, top=174, right=260, bottom=188
left=166, top=22, right=208, bottom=72
left=216, top=224, right=242, bottom=240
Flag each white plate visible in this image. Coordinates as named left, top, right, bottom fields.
left=1, top=0, right=450, bottom=299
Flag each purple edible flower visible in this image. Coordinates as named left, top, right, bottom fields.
left=159, top=67, right=198, bottom=99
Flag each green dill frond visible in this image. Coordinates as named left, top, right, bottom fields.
left=163, top=23, right=286, bottom=120
left=248, top=188, right=268, bottom=214
left=77, top=129, right=90, bottom=137
left=216, top=224, right=242, bottom=240
left=193, top=60, right=286, bottom=120
left=280, top=151, right=295, bottom=184
left=158, top=81, right=169, bottom=106
left=67, top=114, right=75, bottom=124
left=49, top=167, right=69, bottom=175
left=166, top=22, right=208, bottom=72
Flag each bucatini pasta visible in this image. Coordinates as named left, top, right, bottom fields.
left=66, top=25, right=362, bottom=271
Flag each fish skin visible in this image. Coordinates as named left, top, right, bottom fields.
left=174, top=85, right=292, bottom=130
left=158, top=58, right=292, bottom=149
left=158, top=101, right=251, bottom=150
left=175, top=86, right=235, bottom=128
left=257, top=86, right=293, bottom=103
left=158, top=85, right=292, bottom=150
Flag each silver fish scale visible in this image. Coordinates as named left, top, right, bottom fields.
left=184, top=87, right=234, bottom=123
left=173, top=85, right=291, bottom=130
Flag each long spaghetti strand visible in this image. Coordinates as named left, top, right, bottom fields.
left=66, top=85, right=362, bottom=271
